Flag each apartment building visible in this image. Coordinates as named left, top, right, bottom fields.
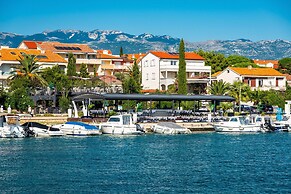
left=18, top=41, right=100, bottom=75
left=139, top=51, right=210, bottom=94
left=0, top=47, right=67, bottom=88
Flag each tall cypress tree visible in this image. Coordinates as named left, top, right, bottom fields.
left=132, top=60, right=141, bottom=92
left=67, top=53, right=77, bottom=76
left=178, top=39, right=187, bottom=94
left=119, top=46, right=123, bottom=57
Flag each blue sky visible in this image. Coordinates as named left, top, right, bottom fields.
left=0, top=0, right=290, bottom=42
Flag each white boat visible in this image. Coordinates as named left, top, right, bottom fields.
left=54, top=121, right=101, bottom=136
left=152, top=122, right=191, bottom=134
left=99, top=114, right=144, bottom=135
left=254, top=115, right=288, bottom=132
left=22, top=122, right=64, bottom=137
left=273, top=116, right=291, bottom=132
left=0, top=114, right=28, bottom=138
left=213, top=116, right=262, bottom=132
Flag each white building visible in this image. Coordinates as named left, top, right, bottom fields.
left=0, top=47, right=67, bottom=88
left=213, top=66, right=286, bottom=91
left=139, top=51, right=211, bottom=94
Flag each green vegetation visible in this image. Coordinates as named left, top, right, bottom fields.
left=278, top=57, right=291, bottom=74
left=67, top=53, right=77, bottom=76
left=3, top=51, right=291, bottom=114
left=178, top=39, right=187, bottom=94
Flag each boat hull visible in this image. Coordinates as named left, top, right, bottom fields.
left=101, top=125, right=143, bottom=135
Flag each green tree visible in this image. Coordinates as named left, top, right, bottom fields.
left=123, top=60, right=141, bottom=94
left=226, top=55, right=255, bottom=67
left=79, top=63, right=89, bottom=78
left=67, top=53, right=77, bottom=76
left=178, top=39, right=187, bottom=94
left=278, top=57, right=291, bottom=74
left=132, top=60, right=141, bottom=92
left=120, top=46, right=123, bottom=57
left=10, top=53, right=47, bottom=87
left=196, top=50, right=228, bottom=74
left=229, top=81, right=251, bottom=105
left=209, top=80, right=230, bottom=95
left=6, top=87, right=34, bottom=112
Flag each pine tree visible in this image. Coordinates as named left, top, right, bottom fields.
left=119, top=46, right=123, bottom=57
left=79, top=63, right=89, bottom=78
left=67, top=53, right=77, bottom=76
left=178, top=39, right=187, bottom=94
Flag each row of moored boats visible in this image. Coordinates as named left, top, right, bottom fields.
left=1, top=114, right=291, bottom=138
left=213, top=115, right=291, bottom=133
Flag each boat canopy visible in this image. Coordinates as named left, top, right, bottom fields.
left=72, top=93, right=235, bottom=102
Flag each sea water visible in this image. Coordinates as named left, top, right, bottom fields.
left=0, top=133, right=290, bottom=193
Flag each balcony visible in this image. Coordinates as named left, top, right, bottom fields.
left=76, top=58, right=101, bottom=65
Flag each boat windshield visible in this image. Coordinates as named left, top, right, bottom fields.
left=108, top=117, right=120, bottom=122
left=239, top=117, right=249, bottom=125
left=122, top=115, right=131, bottom=125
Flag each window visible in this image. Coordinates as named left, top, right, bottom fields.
left=146, top=73, right=149, bottom=80
left=152, top=73, right=155, bottom=80
left=150, top=59, right=155, bottom=67
left=144, top=60, right=148, bottom=67
left=258, top=79, right=263, bottom=87
left=171, top=61, right=177, bottom=65
left=10, top=52, right=16, bottom=55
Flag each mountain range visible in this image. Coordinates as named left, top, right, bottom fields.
left=0, top=29, right=290, bottom=60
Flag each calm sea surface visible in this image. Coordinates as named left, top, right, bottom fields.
left=0, top=133, right=290, bottom=193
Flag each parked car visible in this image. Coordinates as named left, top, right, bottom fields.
left=258, top=104, right=273, bottom=113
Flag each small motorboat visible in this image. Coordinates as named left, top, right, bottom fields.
left=54, top=121, right=101, bottom=136
left=99, top=114, right=144, bottom=135
left=0, top=114, right=29, bottom=138
left=152, top=122, right=191, bottom=134
left=213, top=116, right=262, bottom=133
left=22, top=122, right=64, bottom=137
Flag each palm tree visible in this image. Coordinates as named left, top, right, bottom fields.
left=229, top=81, right=251, bottom=105
left=9, top=53, right=47, bottom=86
left=209, top=80, right=230, bottom=95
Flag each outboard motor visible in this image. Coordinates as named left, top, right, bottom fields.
left=264, top=117, right=275, bottom=132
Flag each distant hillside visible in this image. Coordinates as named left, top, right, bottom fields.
left=0, top=29, right=290, bottom=59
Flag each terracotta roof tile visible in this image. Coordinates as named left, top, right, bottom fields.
left=254, top=59, right=279, bottom=65
left=0, top=48, right=66, bottom=63
left=22, top=41, right=43, bottom=49
left=97, top=53, right=121, bottom=59
left=229, top=67, right=284, bottom=76
left=150, top=51, right=204, bottom=60
left=127, top=53, right=146, bottom=63
left=27, top=41, right=95, bottom=53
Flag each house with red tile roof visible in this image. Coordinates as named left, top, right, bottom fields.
left=18, top=40, right=100, bottom=76
left=213, top=66, right=286, bottom=91
left=253, top=59, right=279, bottom=69
left=139, top=51, right=210, bottom=93
left=0, top=47, right=67, bottom=88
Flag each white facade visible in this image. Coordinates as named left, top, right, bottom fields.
left=215, top=67, right=286, bottom=91
left=140, top=52, right=211, bottom=92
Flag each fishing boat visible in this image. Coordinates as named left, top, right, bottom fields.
left=152, top=122, right=191, bottom=134
left=0, top=114, right=30, bottom=138
left=22, top=122, right=64, bottom=137
left=54, top=121, right=101, bottom=136
left=213, top=116, right=262, bottom=133
left=99, top=114, right=144, bottom=135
